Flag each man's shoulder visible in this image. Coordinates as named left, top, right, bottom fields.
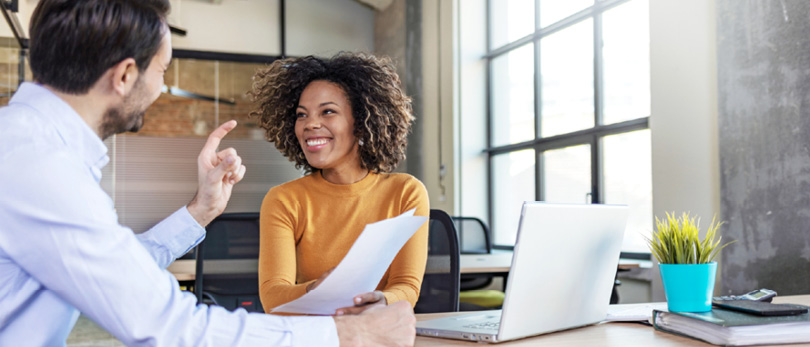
left=0, top=101, right=49, bottom=126
left=0, top=103, right=62, bottom=158
left=0, top=104, right=77, bottom=185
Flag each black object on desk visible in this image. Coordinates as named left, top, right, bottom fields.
left=714, top=288, right=777, bottom=303
left=712, top=300, right=809, bottom=316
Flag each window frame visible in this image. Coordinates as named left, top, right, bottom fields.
left=485, top=0, right=651, bottom=251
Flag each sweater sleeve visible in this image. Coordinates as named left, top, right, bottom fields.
left=381, top=177, right=430, bottom=306
left=258, top=187, right=316, bottom=313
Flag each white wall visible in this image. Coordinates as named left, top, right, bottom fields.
left=168, top=0, right=280, bottom=55
left=649, top=0, right=720, bottom=300
left=287, top=0, right=375, bottom=57
left=421, top=0, right=456, bottom=214
left=0, top=0, right=373, bottom=57
left=172, top=0, right=375, bottom=56
left=456, top=0, right=488, bottom=223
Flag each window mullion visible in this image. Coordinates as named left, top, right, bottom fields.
left=536, top=149, right=544, bottom=201
left=485, top=0, right=493, bottom=236
left=593, top=6, right=604, bottom=203
left=591, top=135, right=602, bottom=204
left=534, top=0, right=542, bottom=202
left=593, top=8, right=604, bottom=127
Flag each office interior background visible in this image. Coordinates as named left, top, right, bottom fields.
left=1, top=0, right=808, bottom=306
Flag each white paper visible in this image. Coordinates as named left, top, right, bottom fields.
left=271, top=209, right=427, bottom=315
left=604, top=302, right=668, bottom=323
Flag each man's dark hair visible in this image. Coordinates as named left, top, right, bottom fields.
left=29, top=0, right=170, bottom=94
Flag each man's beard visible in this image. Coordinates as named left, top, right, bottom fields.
left=99, top=81, right=149, bottom=140
left=99, top=106, right=146, bottom=140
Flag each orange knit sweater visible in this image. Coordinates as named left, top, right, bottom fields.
left=258, top=171, right=429, bottom=313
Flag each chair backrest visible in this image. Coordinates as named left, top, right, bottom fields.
left=414, top=209, right=460, bottom=313
left=194, top=212, right=263, bottom=312
left=451, top=216, right=492, bottom=254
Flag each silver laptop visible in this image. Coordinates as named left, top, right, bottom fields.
left=416, top=202, right=629, bottom=343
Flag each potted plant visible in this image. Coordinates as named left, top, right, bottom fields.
left=645, top=212, right=735, bottom=312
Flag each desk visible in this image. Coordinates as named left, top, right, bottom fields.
left=459, top=252, right=648, bottom=282
left=168, top=253, right=647, bottom=280
left=414, top=295, right=810, bottom=346
left=460, top=253, right=512, bottom=274
left=167, top=259, right=195, bottom=282
left=167, top=259, right=257, bottom=286
left=458, top=252, right=651, bottom=274
left=169, top=254, right=515, bottom=280
left=68, top=295, right=810, bottom=345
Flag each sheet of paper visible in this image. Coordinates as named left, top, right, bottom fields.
left=271, top=209, right=427, bottom=315
left=604, top=302, right=668, bottom=324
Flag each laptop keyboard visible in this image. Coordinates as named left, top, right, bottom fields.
left=463, top=321, right=500, bottom=330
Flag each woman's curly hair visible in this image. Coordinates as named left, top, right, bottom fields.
left=249, top=52, right=414, bottom=174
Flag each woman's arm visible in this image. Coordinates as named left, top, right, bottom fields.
left=258, top=189, right=316, bottom=313
left=381, top=178, right=430, bottom=306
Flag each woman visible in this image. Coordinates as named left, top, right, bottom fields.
left=251, top=52, right=429, bottom=315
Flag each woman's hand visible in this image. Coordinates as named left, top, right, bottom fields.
left=335, top=291, right=387, bottom=316
left=306, top=267, right=335, bottom=293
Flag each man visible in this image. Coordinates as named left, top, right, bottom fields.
left=0, top=0, right=415, bottom=346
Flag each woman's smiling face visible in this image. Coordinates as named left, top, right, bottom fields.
left=294, top=80, right=360, bottom=173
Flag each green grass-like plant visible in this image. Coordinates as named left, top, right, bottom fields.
left=644, top=212, right=736, bottom=264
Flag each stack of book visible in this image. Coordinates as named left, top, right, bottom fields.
left=652, top=306, right=810, bottom=346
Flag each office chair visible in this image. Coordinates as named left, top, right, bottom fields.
left=452, top=216, right=494, bottom=290
left=453, top=217, right=492, bottom=255
left=452, top=216, right=506, bottom=311
left=414, top=209, right=460, bottom=313
left=194, top=212, right=263, bottom=313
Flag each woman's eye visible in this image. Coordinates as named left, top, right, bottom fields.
left=296, top=112, right=307, bottom=118
left=323, top=109, right=336, bottom=115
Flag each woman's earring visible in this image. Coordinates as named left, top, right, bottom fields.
left=359, top=139, right=365, bottom=146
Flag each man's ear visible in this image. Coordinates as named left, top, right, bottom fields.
left=109, top=57, right=139, bottom=97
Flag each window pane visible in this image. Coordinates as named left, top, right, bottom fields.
left=539, top=0, right=594, bottom=28
left=489, top=0, right=535, bottom=50
left=492, top=150, right=536, bottom=245
left=602, top=0, right=650, bottom=125
left=540, top=19, right=594, bottom=138
left=603, top=130, right=652, bottom=253
left=491, top=44, right=534, bottom=147
left=542, top=144, right=592, bottom=203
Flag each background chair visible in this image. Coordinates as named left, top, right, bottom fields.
left=452, top=216, right=494, bottom=290
left=453, top=216, right=492, bottom=255
left=194, top=212, right=263, bottom=313
left=414, top=209, right=460, bottom=313
left=452, top=216, right=506, bottom=311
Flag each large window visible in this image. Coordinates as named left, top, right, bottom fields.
left=487, top=0, right=651, bottom=253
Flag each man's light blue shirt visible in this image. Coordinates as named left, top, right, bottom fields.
left=0, top=83, right=338, bottom=346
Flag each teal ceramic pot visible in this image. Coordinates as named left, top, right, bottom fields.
left=659, top=262, right=717, bottom=312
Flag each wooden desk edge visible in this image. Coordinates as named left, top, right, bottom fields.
left=414, top=295, right=810, bottom=346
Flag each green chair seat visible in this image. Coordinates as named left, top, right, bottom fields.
left=459, top=290, right=505, bottom=308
